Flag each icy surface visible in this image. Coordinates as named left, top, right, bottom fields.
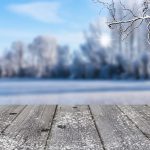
left=0, top=79, right=150, bottom=104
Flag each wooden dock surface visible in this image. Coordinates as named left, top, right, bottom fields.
left=0, top=105, right=150, bottom=149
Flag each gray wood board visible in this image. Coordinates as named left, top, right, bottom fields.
left=46, top=105, right=104, bottom=150
left=90, top=105, right=150, bottom=150
left=2, top=105, right=56, bottom=150
left=118, top=105, right=150, bottom=139
left=0, top=105, right=25, bottom=133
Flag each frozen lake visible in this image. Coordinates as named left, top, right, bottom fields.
left=0, top=79, right=150, bottom=104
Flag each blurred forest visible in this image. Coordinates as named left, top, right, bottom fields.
left=0, top=1, right=150, bottom=80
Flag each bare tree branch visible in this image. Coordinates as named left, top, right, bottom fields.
left=95, top=0, right=150, bottom=44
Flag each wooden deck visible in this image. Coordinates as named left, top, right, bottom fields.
left=0, top=105, right=150, bottom=149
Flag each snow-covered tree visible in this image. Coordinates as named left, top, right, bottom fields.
left=53, top=45, right=71, bottom=78
left=140, top=52, right=150, bottom=78
left=11, top=41, right=26, bottom=76
left=96, top=0, right=150, bottom=44
left=81, top=21, right=109, bottom=75
left=28, top=36, right=58, bottom=77
left=2, top=51, right=16, bottom=77
left=70, top=51, right=86, bottom=79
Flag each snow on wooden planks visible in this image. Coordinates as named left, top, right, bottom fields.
left=1, top=105, right=56, bottom=150
left=0, top=105, right=150, bottom=150
left=118, top=105, right=150, bottom=139
left=0, top=105, right=25, bottom=133
left=90, top=105, right=150, bottom=150
left=46, top=105, right=104, bottom=150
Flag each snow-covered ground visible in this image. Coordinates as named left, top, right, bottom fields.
left=0, top=79, right=150, bottom=104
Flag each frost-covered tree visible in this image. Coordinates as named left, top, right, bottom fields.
left=96, top=0, right=150, bottom=44
left=53, top=45, right=71, bottom=78
left=2, top=51, right=16, bottom=77
left=28, top=36, right=58, bottom=77
left=0, top=57, right=3, bottom=77
left=81, top=21, right=108, bottom=77
left=70, top=51, right=86, bottom=79
left=10, top=41, right=26, bottom=76
left=140, top=52, right=150, bottom=78
left=131, top=60, right=141, bottom=79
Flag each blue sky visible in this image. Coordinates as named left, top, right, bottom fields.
left=0, top=0, right=107, bottom=53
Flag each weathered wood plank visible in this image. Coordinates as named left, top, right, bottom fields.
left=46, top=105, right=103, bottom=150
left=1, top=105, right=56, bottom=150
left=131, top=105, right=150, bottom=122
left=90, top=105, right=150, bottom=150
left=0, top=105, right=25, bottom=133
left=118, top=105, right=150, bottom=139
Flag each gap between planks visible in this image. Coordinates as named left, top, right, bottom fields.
left=0, top=106, right=56, bottom=150
left=88, top=105, right=106, bottom=150
left=45, top=105, right=104, bottom=150
left=1, top=105, right=27, bottom=134
left=44, top=105, right=58, bottom=150
left=117, top=105, right=150, bottom=140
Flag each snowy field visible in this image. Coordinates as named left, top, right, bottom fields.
left=0, top=79, right=150, bottom=104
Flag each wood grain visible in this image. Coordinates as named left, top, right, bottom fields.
left=46, top=105, right=104, bottom=150
left=118, top=105, right=150, bottom=139
left=0, top=105, right=25, bottom=133
left=90, top=105, right=150, bottom=150
left=2, top=105, right=56, bottom=150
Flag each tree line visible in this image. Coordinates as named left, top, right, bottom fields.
left=0, top=20, right=149, bottom=80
